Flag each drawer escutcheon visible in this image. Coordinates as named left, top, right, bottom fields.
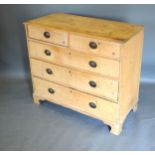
left=46, top=68, right=53, bottom=75
left=89, top=102, right=97, bottom=109
left=44, top=31, right=50, bottom=38
left=89, top=60, right=97, bottom=68
left=89, top=80, right=97, bottom=88
left=89, top=41, right=97, bottom=49
left=48, top=88, right=55, bottom=94
left=44, top=49, right=51, bottom=56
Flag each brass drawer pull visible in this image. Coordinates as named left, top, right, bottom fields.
left=44, top=49, right=51, bottom=56
left=48, top=88, right=55, bottom=94
left=44, top=31, right=50, bottom=38
left=89, top=80, right=97, bottom=88
left=89, top=61, right=97, bottom=68
left=89, top=102, right=96, bottom=109
left=46, top=68, right=53, bottom=75
left=89, top=41, right=97, bottom=49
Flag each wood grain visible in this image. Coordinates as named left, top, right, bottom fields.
left=28, top=40, right=120, bottom=78
left=118, top=28, right=144, bottom=124
left=33, top=77, right=118, bottom=124
left=25, top=13, right=143, bottom=42
left=24, top=13, right=144, bottom=135
left=70, top=34, right=120, bottom=59
left=30, top=58, right=119, bottom=102
left=28, top=24, right=68, bottom=46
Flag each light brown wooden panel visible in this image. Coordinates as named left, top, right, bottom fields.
left=24, top=13, right=144, bottom=135
left=118, top=29, right=144, bottom=123
left=25, top=13, right=143, bottom=42
left=70, top=34, right=120, bottom=59
left=27, top=24, right=68, bottom=46
left=33, top=77, right=118, bottom=123
left=28, top=40, right=119, bottom=78
left=30, top=59, right=119, bottom=101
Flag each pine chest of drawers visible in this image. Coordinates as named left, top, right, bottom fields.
left=24, top=13, right=144, bottom=135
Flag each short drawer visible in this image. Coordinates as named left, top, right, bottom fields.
left=28, top=41, right=119, bottom=78
left=30, top=59, right=118, bottom=101
left=70, top=34, right=121, bottom=59
left=33, top=77, right=118, bottom=123
left=27, top=24, right=68, bottom=46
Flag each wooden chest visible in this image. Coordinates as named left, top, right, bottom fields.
left=24, top=13, right=144, bottom=135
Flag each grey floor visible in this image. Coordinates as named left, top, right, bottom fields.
left=0, top=76, right=155, bottom=151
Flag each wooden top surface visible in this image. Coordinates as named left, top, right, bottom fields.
left=25, top=13, right=143, bottom=43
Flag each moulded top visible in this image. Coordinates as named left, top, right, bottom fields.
left=25, top=13, right=144, bottom=43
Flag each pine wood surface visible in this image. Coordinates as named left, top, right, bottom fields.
left=24, top=13, right=144, bottom=135
left=30, top=58, right=118, bottom=102
left=25, top=13, right=143, bottom=42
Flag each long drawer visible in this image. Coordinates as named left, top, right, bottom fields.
left=30, top=59, right=118, bottom=101
left=33, top=77, right=118, bottom=123
left=28, top=41, right=120, bottom=78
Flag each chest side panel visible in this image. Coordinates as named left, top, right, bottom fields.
left=118, top=30, right=144, bottom=123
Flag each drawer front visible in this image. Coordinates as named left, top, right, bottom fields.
left=27, top=24, right=68, bottom=46
left=31, top=59, right=118, bottom=101
left=33, top=77, right=118, bottom=123
left=29, top=41, right=119, bottom=78
left=70, top=34, right=120, bottom=59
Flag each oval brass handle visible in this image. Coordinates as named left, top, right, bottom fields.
left=44, top=31, right=50, bottom=38
left=89, top=102, right=96, bottom=109
left=89, top=41, right=97, bottom=49
left=89, top=61, right=97, bottom=68
left=46, top=68, right=53, bottom=75
left=44, top=49, right=51, bottom=56
left=48, top=88, right=55, bottom=94
left=89, top=81, right=97, bottom=88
